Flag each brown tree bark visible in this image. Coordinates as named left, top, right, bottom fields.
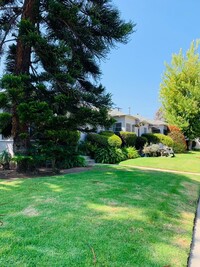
left=12, top=0, right=38, bottom=157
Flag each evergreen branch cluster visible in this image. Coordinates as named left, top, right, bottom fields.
left=0, top=0, right=134, bottom=171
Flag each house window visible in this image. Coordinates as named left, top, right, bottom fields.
left=144, top=127, right=147, bottom=134
left=126, top=123, right=131, bottom=132
left=113, top=123, right=122, bottom=132
left=132, top=125, right=135, bottom=132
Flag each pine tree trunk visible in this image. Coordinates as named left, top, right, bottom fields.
left=13, top=0, right=38, bottom=170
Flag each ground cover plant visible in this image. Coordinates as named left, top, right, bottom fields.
left=120, top=151, right=200, bottom=173
left=0, top=165, right=199, bottom=266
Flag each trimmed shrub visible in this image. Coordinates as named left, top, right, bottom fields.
left=62, top=155, right=86, bottom=169
left=94, top=147, right=126, bottom=164
left=141, top=133, right=159, bottom=144
left=100, top=131, right=122, bottom=147
left=87, top=133, right=108, bottom=147
left=168, top=125, right=187, bottom=153
left=142, top=133, right=174, bottom=147
left=12, top=155, right=35, bottom=172
left=78, top=141, right=98, bottom=158
left=88, top=131, right=122, bottom=148
left=99, top=131, right=114, bottom=136
left=143, top=144, right=160, bottom=157
left=122, top=147, right=139, bottom=159
left=154, top=133, right=174, bottom=147
left=119, top=131, right=137, bottom=147
left=107, top=134, right=122, bottom=147
left=135, top=136, right=148, bottom=150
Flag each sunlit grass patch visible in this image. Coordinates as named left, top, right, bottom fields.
left=120, top=151, right=200, bottom=173
left=0, top=165, right=199, bottom=266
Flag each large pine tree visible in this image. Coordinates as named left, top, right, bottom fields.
left=0, top=0, right=134, bottom=170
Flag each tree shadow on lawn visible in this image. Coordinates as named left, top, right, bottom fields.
left=0, top=166, right=199, bottom=267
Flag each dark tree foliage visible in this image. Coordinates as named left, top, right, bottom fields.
left=0, top=0, right=134, bottom=171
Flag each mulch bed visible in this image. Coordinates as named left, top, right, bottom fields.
left=0, top=167, right=93, bottom=180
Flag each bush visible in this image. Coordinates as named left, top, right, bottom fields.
left=99, top=131, right=114, bottom=136
left=87, top=132, right=122, bottom=148
left=154, top=133, right=174, bottom=147
left=94, top=147, right=126, bottom=164
left=36, top=130, right=81, bottom=171
left=100, top=131, right=122, bottom=147
left=143, top=144, right=160, bottom=157
left=141, top=133, right=174, bottom=147
left=12, top=155, right=36, bottom=172
left=122, top=147, right=139, bottom=159
left=78, top=141, right=98, bottom=158
left=108, top=134, right=122, bottom=147
left=87, top=133, right=108, bottom=147
left=168, top=132, right=187, bottom=153
left=62, top=155, right=86, bottom=169
left=135, top=136, right=148, bottom=150
left=119, top=131, right=137, bottom=147
left=167, top=125, right=187, bottom=153
left=141, top=133, right=159, bottom=144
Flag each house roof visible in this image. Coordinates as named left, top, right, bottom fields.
left=147, top=119, right=168, bottom=126
left=109, top=109, right=167, bottom=126
left=109, top=109, right=127, bottom=117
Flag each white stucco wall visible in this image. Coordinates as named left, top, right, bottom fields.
left=155, top=125, right=165, bottom=134
left=194, top=138, right=200, bottom=149
left=112, top=117, right=126, bottom=131
left=139, top=124, right=149, bottom=135
left=112, top=116, right=137, bottom=133
left=0, top=134, right=13, bottom=155
left=0, top=140, right=13, bottom=155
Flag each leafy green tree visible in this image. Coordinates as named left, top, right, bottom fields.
left=0, top=0, right=134, bottom=170
left=160, top=40, right=200, bottom=140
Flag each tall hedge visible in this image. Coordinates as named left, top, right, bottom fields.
left=141, top=133, right=159, bottom=144
left=135, top=136, right=148, bottom=150
left=154, top=133, right=174, bottom=147
left=119, top=131, right=137, bottom=147
left=87, top=133, right=108, bottom=147
left=142, top=133, right=174, bottom=147
left=87, top=131, right=122, bottom=148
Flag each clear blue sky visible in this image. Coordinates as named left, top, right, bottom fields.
left=100, top=0, right=200, bottom=119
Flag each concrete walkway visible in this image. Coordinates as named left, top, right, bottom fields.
left=188, top=197, right=200, bottom=267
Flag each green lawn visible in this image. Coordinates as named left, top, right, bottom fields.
left=0, top=165, right=199, bottom=266
left=120, top=151, right=200, bottom=173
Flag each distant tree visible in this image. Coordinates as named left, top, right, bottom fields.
left=154, top=107, right=164, bottom=121
left=0, top=0, right=134, bottom=171
left=160, top=40, right=200, bottom=140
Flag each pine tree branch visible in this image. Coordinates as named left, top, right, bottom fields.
left=3, top=38, right=16, bottom=43
left=30, top=63, right=38, bottom=77
left=0, top=6, right=21, bottom=10
left=0, top=13, right=21, bottom=53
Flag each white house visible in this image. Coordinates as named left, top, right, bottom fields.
left=0, top=134, right=13, bottom=156
left=109, top=109, right=168, bottom=136
left=194, top=138, right=200, bottom=149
